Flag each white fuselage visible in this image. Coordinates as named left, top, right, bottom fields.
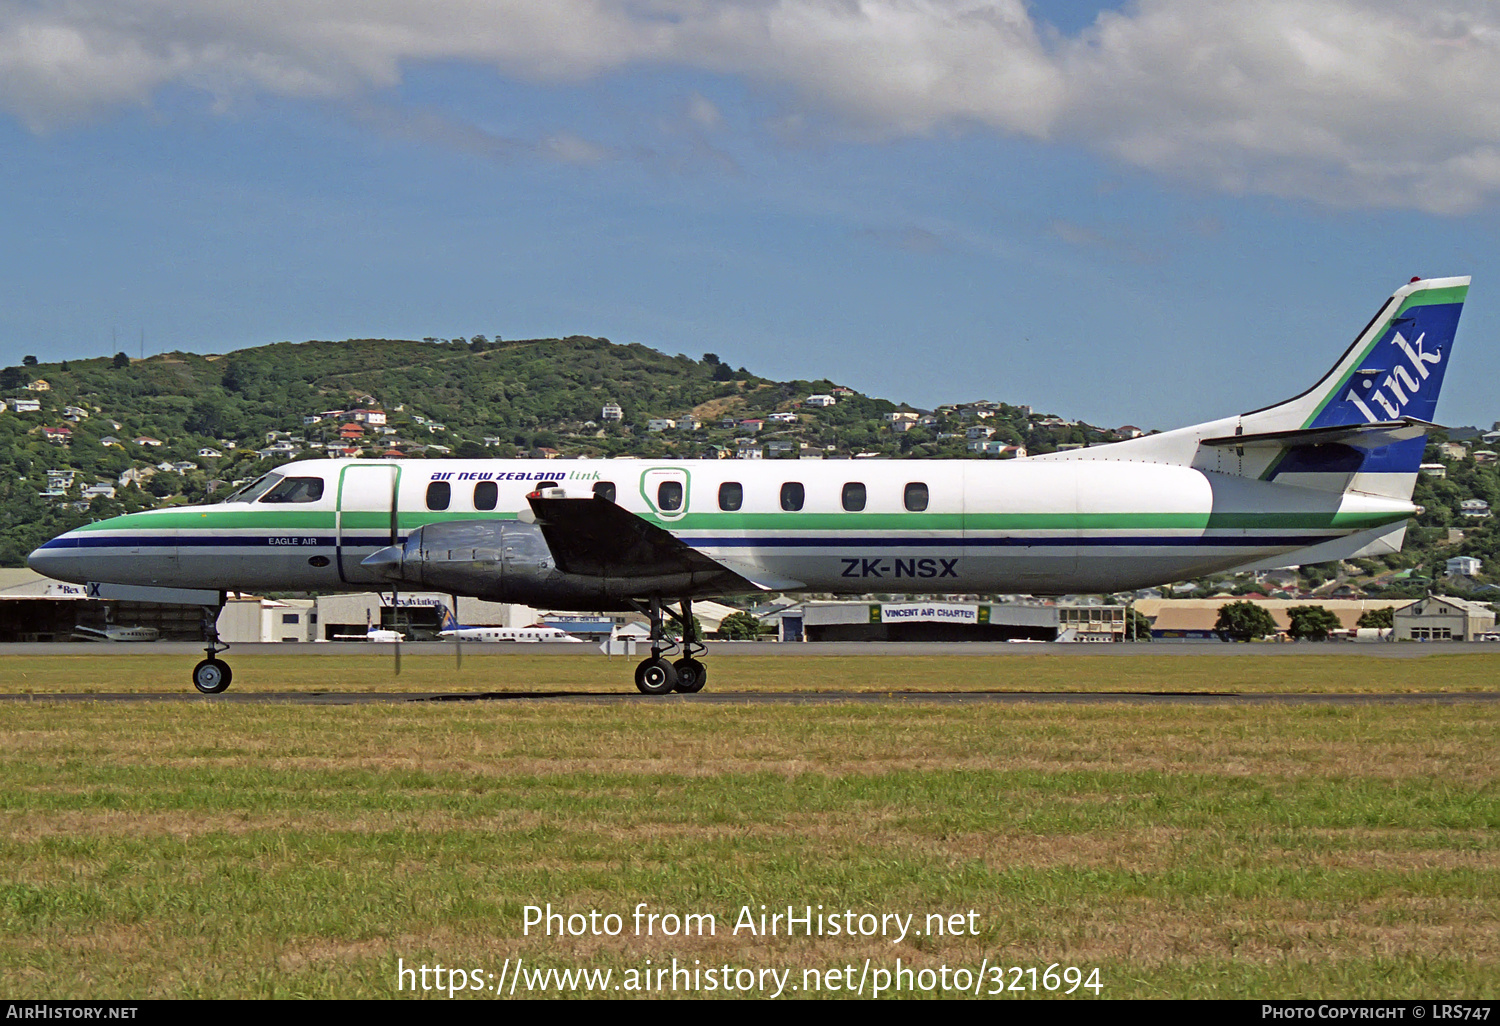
left=29, top=455, right=1413, bottom=602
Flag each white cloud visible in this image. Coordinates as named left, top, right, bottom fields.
left=3, top=1, right=1500, bottom=211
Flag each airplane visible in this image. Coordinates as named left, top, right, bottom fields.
left=332, top=625, right=406, bottom=643
left=28, top=276, right=1468, bottom=696
left=435, top=605, right=585, bottom=643
left=435, top=609, right=585, bottom=642
left=332, top=610, right=405, bottom=642
left=71, top=624, right=161, bottom=642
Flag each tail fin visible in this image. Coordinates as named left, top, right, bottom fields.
left=440, top=604, right=459, bottom=632
left=1052, top=276, right=1468, bottom=502
left=1244, top=275, right=1467, bottom=437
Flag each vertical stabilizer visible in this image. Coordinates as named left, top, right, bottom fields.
left=1042, top=276, right=1468, bottom=502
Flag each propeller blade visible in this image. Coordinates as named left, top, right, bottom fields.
left=390, top=470, right=402, bottom=677
left=392, top=587, right=401, bottom=676
left=452, top=593, right=462, bottom=671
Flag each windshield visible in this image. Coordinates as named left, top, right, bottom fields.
left=220, top=474, right=279, bottom=504
left=259, top=476, right=325, bottom=504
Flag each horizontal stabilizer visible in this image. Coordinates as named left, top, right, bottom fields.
left=1226, top=523, right=1407, bottom=573
left=1199, top=418, right=1439, bottom=451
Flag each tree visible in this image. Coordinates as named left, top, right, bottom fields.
left=21, top=355, right=37, bottom=366
left=664, top=614, right=705, bottom=642
left=1124, top=608, right=1152, bottom=641
left=1214, top=600, right=1276, bottom=642
left=111, top=352, right=130, bottom=369
left=719, top=611, right=763, bottom=640
left=1286, top=605, right=1342, bottom=641
left=1356, top=607, right=1395, bottom=630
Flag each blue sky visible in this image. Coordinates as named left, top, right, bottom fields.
left=3, top=1, right=1499, bottom=431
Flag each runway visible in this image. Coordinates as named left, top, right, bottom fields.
left=5, top=689, right=1499, bottom=705
left=8, top=639, right=1500, bottom=658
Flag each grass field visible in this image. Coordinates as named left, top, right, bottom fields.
left=0, top=652, right=1496, bottom=999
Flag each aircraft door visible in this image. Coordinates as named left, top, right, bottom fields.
left=336, top=464, right=401, bottom=582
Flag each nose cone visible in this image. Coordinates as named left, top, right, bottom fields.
left=361, top=543, right=405, bottom=579
left=28, top=534, right=86, bottom=584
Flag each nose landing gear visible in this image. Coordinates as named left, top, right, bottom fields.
left=192, top=599, right=232, bottom=695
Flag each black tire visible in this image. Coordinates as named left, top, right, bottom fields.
left=634, top=657, right=678, bottom=695
left=673, top=658, right=706, bottom=693
left=192, top=658, right=232, bottom=695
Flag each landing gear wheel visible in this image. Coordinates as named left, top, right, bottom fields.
left=673, top=658, right=706, bottom=693
left=192, top=658, right=232, bottom=695
left=634, top=657, right=678, bottom=695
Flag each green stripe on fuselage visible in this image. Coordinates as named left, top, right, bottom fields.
left=74, top=506, right=1405, bottom=536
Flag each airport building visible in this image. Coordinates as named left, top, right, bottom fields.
left=772, top=600, right=1122, bottom=642
left=0, top=568, right=205, bottom=641
left=1393, top=596, right=1495, bottom=641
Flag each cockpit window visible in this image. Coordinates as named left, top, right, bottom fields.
left=222, top=474, right=278, bottom=504
left=258, top=476, right=325, bottom=503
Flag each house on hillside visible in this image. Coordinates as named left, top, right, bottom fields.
left=11, top=398, right=40, bottom=412
left=42, top=426, right=71, bottom=443
left=26, top=380, right=49, bottom=391
left=601, top=402, right=623, bottom=422
left=1447, top=556, right=1481, bottom=577
left=1461, top=499, right=1492, bottom=518
left=805, top=394, right=836, bottom=407
left=134, top=436, right=162, bottom=447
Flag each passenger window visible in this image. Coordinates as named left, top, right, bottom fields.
left=719, top=481, right=743, bottom=511
left=593, top=481, right=616, bottom=503
left=842, top=482, right=866, bottom=512
left=904, top=482, right=929, bottom=512
left=780, top=482, right=805, bottom=511
left=426, top=481, right=451, bottom=511
left=473, top=480, right=497, bottom=511
left=258, top=476, right=325, bottom=503
left=658, top=480, right=683, bottom=512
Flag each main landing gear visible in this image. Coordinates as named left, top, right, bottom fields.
left=630, top=597, right=707, bottom=696
left=192, top=599, right=232, bottom=695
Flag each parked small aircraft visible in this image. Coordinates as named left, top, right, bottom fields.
left=435, top=606, right=584, bottom=643
left=71, top=624, right=161, bottom=642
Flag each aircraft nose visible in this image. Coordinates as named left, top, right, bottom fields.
left=28, top=534, right=85, bottom=584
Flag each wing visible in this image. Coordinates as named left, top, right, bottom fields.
left=525, top=494, right=804, bottom=591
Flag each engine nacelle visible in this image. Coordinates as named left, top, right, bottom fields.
left=360, top=519, right=701, bottom=609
